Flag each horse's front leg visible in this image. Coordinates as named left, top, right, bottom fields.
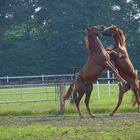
left=85, top=84, right=95, bottom=118
left=106, top=48, right=124, bottom=59
left=105, top=61, right=127, bottom=86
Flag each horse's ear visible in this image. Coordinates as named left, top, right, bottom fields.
left=112, top=24, right=117, bottom=29
left=85, top=28, right=90, bottom=32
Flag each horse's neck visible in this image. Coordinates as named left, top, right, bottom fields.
left=113, top=37, right=127, bottom=53
left=114, top=37, right=119, bottom=46
left=113, top=37, right=123, bottom=48
left=88, top=35, right=104, bottom=52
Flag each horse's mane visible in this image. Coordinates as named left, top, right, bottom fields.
left=112, top=25, right=126, bottom=46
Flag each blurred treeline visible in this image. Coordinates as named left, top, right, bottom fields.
left=0, top=0, right=139, bottom=76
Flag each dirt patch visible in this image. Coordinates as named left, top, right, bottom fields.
left=0, top=113, right=139, bottom=126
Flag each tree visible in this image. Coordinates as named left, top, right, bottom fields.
left=0, top=0, right=139, bottom=76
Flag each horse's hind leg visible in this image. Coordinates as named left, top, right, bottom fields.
left=110, top=84, right=130, bottom=116
left=131, top=82, right=140, bottom=116
left=75, top=91, right=84, bottom=118
left=106, top=61, right=126, bottom=86
left=85, top=84, right=95, bottom=118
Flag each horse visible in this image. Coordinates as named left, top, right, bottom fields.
left=102, top=25, right=140, bottom=116
left=63, top=26, right=126, bottom=118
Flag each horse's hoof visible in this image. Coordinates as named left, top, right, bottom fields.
left=89, top=114, right=96, bottom=118
left=109, top=113, right=114, bottom=116
left=118, top=53, right=125, bottom=59
left=123, top=80, right=127, bottom=84
left=118, top=82, right=123, bottom=87
left=118, top=53, right=123, bottom=58
left=79, top=115, right=84, bottom=119
left=63, top=99, right=68, bottom=105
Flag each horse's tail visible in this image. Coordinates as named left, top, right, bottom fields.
left=63, top=82, right=75, bottom=104
left=131, top=80, right=140, bottom=106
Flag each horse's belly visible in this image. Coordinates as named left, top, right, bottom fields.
left=115, top=61, right=136, bottom=81
left=83, top=66, right=103, bottom=81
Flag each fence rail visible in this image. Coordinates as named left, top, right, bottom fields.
left=0, top=70, right=139, bottom=105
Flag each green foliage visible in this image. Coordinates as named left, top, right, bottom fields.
left=0, top=0, right=139, bottom=76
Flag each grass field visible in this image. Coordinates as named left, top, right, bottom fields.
left=0, top=84, right=137, bottom=116
left=0, top=114, right=139, bottom=140
left=0, top=84, right=139, bottom=140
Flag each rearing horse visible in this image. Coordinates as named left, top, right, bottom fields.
left=102, top=25, right=140, bottom=116
left=63, top=26, right=126, bottom=118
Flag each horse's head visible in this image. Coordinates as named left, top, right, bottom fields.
left=85, top=25, right=105, bottom=36
left=84, top=25, right=105, bottom=48
left=102, top=25, right=117, bottom=37
left=102, top=25, right=126, bottom=46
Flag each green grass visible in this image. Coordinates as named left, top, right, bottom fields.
left=0, top=86, right=57, bottom=101
left=0, top=84, right=139, bottom=140
left=0, top=115, right=140, bottom=140
left=0, top=84, right=137, bottom=117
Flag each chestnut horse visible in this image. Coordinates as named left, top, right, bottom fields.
left=63, top=26, right=126, bottom=118
left=102, top=25, right=140, bottom=116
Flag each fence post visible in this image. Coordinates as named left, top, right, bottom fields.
left=107, top=70, right=111, bottom=98
left=59, top=82, right=65, bottom=114
left=108, top=81, right=111, bottom=98
left=136, top=70, right=138, bottom=75
left=96, top=81, right=100, bottom=99
left=112, top=73, right=115, bottom=83
left=70, top=73, right=77, bottom=104
left=6, top=76, right=9, bottom=84
left=42, top=74, right=45, bottom=82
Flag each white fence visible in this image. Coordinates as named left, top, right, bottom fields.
left=0, top=70, right=139, bottom=104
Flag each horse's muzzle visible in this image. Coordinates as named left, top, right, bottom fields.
left=102, top=31, right=112, bottom=36
left=97, top=25, right=106, bottom=31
